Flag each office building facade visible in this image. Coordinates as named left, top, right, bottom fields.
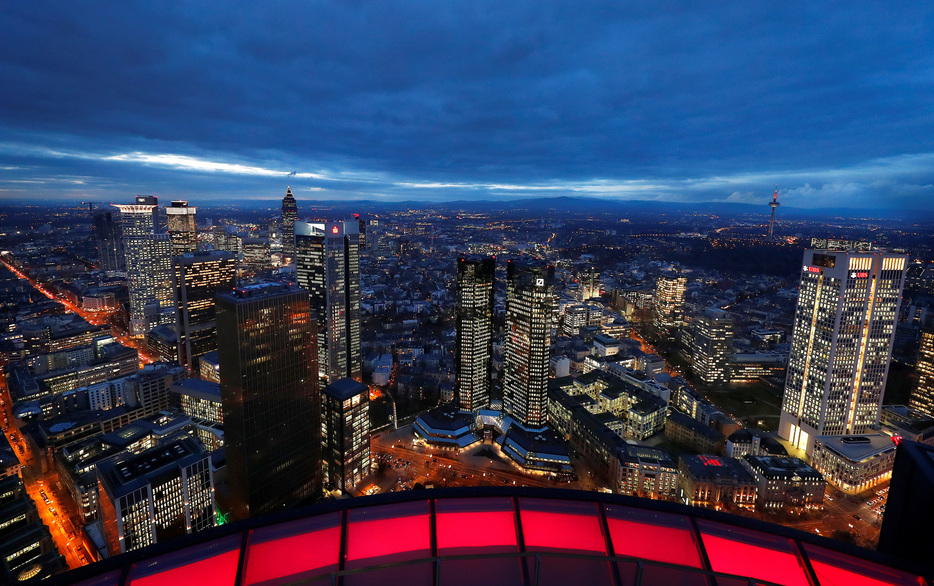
left=295, top=220, right=361, bottom=382
left=504, top=260, right=554, bottom=429
left=97, top=435, right=215, bottom=556
left=321, top=378, right=370, bottom=492
left=691, top=308, right=734, bottom=385
left=172, top=251, right=237, bottom=369
left=909, top=328, right=934, bottom=417
left=455, top=256, right=495, bottom=411
left=217, top=284, right=320, bottom=520
left=653, top=274, right=687, bottom=334
left=116, top=196, right=174, bottom=336
left=779, top=247, right=907, bottom=454
left=166, top=200, right=198, bottom=255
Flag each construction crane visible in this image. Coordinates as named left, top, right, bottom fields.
left=81, top=201, right=113, bottom=218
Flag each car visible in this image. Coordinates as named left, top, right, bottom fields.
left=853, top=514, right=861, bottom=521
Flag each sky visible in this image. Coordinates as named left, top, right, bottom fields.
left=0, top=2, right=932, bottom=210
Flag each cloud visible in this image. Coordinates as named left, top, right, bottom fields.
left=0, top=2, right=931, bottom=209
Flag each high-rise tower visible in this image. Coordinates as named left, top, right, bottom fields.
left=504, top=260, right=554, bottom=429
left=909, top=327, right=934, bottom=417
left=116, top=196, right=174, bottom=336
left=172, top=251, right=237, bottom=369
left=281, top=187, right=298, bottom=260
left=166, top=200, right=198, bottom=255
left=653, top=274, right=687, bottom=336
left=768, top=187, right=781, bottom=241
left=93, top=208, right=124, bottom=271
left=455, top=256, right=495, bottom=411
left=294, top=220, right=361, bottom=382
left=217, top=284, right=321, bottom=520
left=779, top=245, right=907, bottom=454
left=691, top=308, right=734, bottom=385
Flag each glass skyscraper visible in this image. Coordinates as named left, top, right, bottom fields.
left=455, top=256, right=495, bottom=411
left=504, top=260, right=554, bottom=429
left=281, top=187, right=298, bottom=260
left=116, top=196, right=174, bottom=337
left=294, top=220, right=361, bottom=382
left=779, top=247, right=907, bottom=454
left=172, top=251, right=237, bottom=369
left=93, top=208, right=124, bottom=271
left=216, top=284, right=321, bottom=520
left=166, top=200, right=198, bottom=255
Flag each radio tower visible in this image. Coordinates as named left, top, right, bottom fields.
left=767, top=187, right=780, bottom=241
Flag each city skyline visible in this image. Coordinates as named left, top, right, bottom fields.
left=1, top=4, right=933, bottom=210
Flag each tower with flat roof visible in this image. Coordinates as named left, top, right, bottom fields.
left=166, top=200, right=197, bottom=255
left=455, top=256, right=495, bottom=411
left=779, top=244, right=907, bottom=454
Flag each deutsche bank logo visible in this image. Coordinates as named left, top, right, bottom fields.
left=536, top=278, right=544, bottom=286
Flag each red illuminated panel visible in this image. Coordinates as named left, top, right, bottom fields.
left=129, top=540, right=240, bottom=586
left=436, top=498, right=517, bottom=554
left=519, top=499, right=606, bottom=553
left=804, top=543, right=925, bottom=586
left=604, top=508, right=702, bottom=568
left=346, top=503, right=430, bottom=568
left=697, top=521, right=809, bottom=586
left=243, top=514, right=342, bottom=585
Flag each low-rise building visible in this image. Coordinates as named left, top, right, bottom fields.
left=617, top=444, right=679, bottom=501
left=678, top=455, right=757, bottom=511
left=665, top=411, right=725, bottom=454
left=810, top=434, right=897, bottom=494
left=741, top=455, right=825, bottom=512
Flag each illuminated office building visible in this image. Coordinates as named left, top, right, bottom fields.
left=166, top=200, right=198, bottom=255
left=691, top=308, right=734, bottom=385
left=504, top=260, right=554, bottom=429
left=172, top=251, right=237, bottom=369
left=216, top=284, right=320, bottom=520
left=653, top=274, right=687, bottom=335
left=455, top=256, right=495, bottom=411
left=97, top=434, right=215, bottom=556
left=576, top=265, right=600, bottom=301
left=281, top=187, right=298, bottom=260
left=909, top=328, right=934, bottom=417
left=116, top=197, right=173, bottom=336
left=321, top=378, right=370, bottom=493
left=779, top=247, right=907, bottom=454
left=294, top=220, right=361, bottom=382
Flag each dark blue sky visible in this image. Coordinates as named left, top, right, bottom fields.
left=1, top=2, right=932, bottom=209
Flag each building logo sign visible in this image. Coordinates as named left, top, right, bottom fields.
left=535, top=278, right=544, bottom=286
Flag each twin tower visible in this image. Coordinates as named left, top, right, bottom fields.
left=456, top=257, right=555, bottom=430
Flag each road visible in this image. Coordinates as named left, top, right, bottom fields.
left=1, top=374, right=94, bottom=569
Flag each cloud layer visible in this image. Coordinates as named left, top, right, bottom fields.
left=0, top=2, right=932, bottom=209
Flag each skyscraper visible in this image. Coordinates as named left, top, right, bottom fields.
left=166, top=200, right=198, bottom=255
left=779, top=246, right=907, bottom=454
left=294, top=220, right=361, bottom=382
left=576, top=265, right=600, bottom=301
left=455, top=256, right=495, bottom=411
left=909, top=327, right=934, bottom=417
left=691, top=308, right=734, bottom=385
left=93, top=208, right=124, bottom=271
left=281, top=187, right=298, bottom=260
left=116, top=196, right=173, bottom=337
left=504, top=260, right=554, bottom=429
left=653, top=273, right=687, bottom=335
left=321, top=378, right=370, bottom=493
left=172, top=251, right=237, bottom=370
left=217, top=284, right=320, bottom=520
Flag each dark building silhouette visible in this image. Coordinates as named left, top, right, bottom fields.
left=217, top=283, right=320, bottom=520
left=455, top=256, right=495, bottom=411
left=281, top=187, right=298, bottom=260
left=878, top=440, right=934, bottom=566
left=93, top=209, right=124, bottom=271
